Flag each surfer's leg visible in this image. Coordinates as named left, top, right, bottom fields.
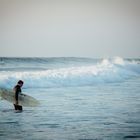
left=14, top=104, right=23, bottom=110
left=17, top=105, right=22, bottom=111
left=14, top=104, right=18, bottom=110
left=18, top=105, right=23, bottom=111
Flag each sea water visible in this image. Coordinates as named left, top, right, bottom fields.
left=0, top=57, right=140, bottom=140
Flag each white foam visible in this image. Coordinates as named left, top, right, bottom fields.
left=112, top=56, right=125, bottom=65
left=0, top=58, right=139, bottom=88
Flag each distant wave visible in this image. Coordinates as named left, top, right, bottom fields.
left=0, top=57, right=140, bottom=89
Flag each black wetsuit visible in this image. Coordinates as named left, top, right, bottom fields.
left=14, top=85, right=22, bottom=110
left=14, top=85, right=21, bottom=102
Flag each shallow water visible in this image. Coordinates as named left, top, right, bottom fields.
left=0, top=57, right=140, bottom=140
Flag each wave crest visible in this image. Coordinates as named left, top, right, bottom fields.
left=0, top=57, right=139, bottom=88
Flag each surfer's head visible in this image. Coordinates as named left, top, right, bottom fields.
left=17, top=80, right=24, bottom=86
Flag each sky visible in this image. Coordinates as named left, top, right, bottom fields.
left=0, top=0, right=140, bottom=58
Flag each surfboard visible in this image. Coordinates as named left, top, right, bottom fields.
left=0, top=88, right=40, bottom=107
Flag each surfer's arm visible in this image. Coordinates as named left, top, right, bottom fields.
left=14, top=86, right=20, bottom=105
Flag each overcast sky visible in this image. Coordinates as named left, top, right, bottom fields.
left=0, top=0, right=140, bottom=58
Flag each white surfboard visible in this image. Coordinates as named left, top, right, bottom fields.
left=0, top=88, right=40, bottom=107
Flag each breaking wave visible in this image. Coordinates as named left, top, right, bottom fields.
left=0, top=57, right=140, bottom=89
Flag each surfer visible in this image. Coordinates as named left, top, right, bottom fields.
left=13, top=80, right=24, bottom=110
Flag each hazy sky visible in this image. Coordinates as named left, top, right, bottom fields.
left=0, top=0, right=140, bottom=58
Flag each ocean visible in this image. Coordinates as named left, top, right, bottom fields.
left=0, top=57, right=140, bottom=140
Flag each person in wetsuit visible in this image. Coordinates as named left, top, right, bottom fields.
left=13, top=80, right=24, bottom=110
